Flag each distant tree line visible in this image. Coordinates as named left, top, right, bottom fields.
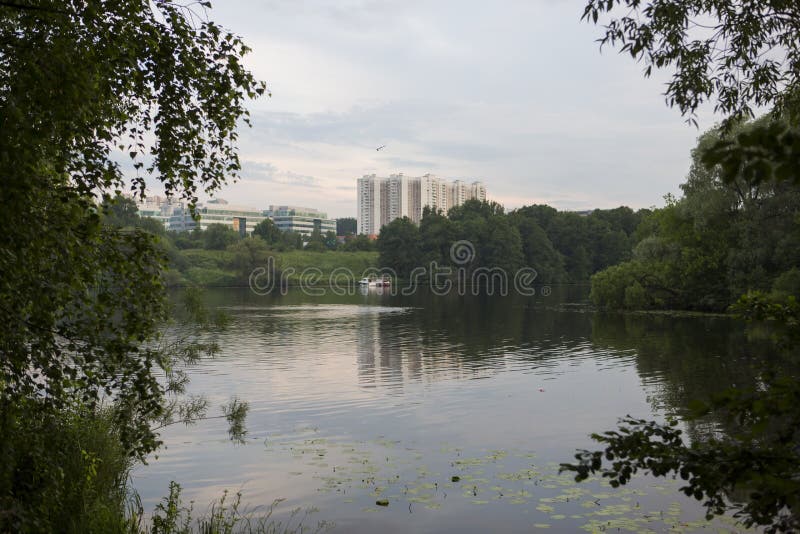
left=377, top=201, right=648, bottom=283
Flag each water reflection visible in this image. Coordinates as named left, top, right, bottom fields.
left=134, top=287, right=777, bottom=532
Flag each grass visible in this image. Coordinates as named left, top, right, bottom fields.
left=170, top=249, right=378, bottom=287
left=132, top=482, right=332, bottom=534
left=276, top=251, right=378, bottom=283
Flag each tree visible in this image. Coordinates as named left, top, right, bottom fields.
left=280, top=230, right=304, bottom=250
left=583, top=0, right=800, bottom=187
left=102, top=194, right=140, bottom=228
left=253, top=218, right=283, bottom=247
left=203, top=223, right=240, bottom=250
left=377, top=217, right=422, bottom=279
left=448, top=200, right=524, bottom=274
left=583, top=0, right=800, bottom=126
left=564, top=2, right=800, bottom=531
left=228, top=237, right=272, bottom=281
left=0, top=1, right=264, bottom=529
left=564, top=293, right=800, bottom=533
left=304, top=228, right=327, bottom=252
left=324, top=230, right=338, bottom=250
left=589, top=119, right=800, bottom=312
left=419, top=206, right=456, bottom=265
left=342, top=234, right=376, bottom=252
left=509, top=212, right=566, bottom=284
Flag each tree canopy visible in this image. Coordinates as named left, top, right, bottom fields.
left=378, top=200, right=645, bottom=286
left=0, top=1, right=265, bottom=528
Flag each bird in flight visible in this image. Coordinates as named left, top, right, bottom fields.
left=376, top=145, right=386, bottom=151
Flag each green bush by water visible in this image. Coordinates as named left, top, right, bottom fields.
left=0, top=401, right=133, bottom=533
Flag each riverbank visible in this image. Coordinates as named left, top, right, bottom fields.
left=168, top=249, right=379, bottom=287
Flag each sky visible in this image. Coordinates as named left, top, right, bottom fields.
left=145, top=0, right=720, bottom=219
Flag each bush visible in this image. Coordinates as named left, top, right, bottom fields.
left=590, top=263, right=637, bottom=308
left=0, top=402, right=133, bottom=533
left=771, top=268, right=800, bottom=298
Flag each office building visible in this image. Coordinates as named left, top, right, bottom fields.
left=135, top=195, right=184, bottom=228
left=264, top=205, right=336, bottom=236
left=135, top=197, right=336, bottom=238
left=194, top=199, right=268, bottom=234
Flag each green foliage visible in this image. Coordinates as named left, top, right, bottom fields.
left=510, top=204, right=644, bottom=283
left=565, top=291, right=800, bottom=532
left=562, top=409, right=799, bottom=533
left=0, top=0, right=264, bottom=529
left=222, top=398, right=249, bottom=444
left=144, top=482, right=330, bottom=534
left=0, top=404, right=134, bottom=533
left=449, top=200, right=524, bottom=275
left=341, top=234, right=375, bottom=252
left=324, top=230, right=338, bottom=250
left=376, top=200, right=645, bottom=283
left=102, top=195, right=141, bottom=228
left=508, top=211, right=565, bottom=283
left=377, top=217, right=422, bottom=279
left=161, top=248, right=379, bottom=286
left=227, top=238, right=272, bottom=282
left=591, top=118, right=800, bottom=311
left=582, top=0, right=800, bottom=126
left=418, top=206, right=456, bottom=264
left=278, top=250, right=378, bottom=281
left=204, top=223, right=241, bottom=250
left=590, top=262, right=660, bottom=309
left=304, top=228, right=327, bottom=252
left=771, top=268, right=800, bottom=299
left=252, top=218, right=283, bottom=247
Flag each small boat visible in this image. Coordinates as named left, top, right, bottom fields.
left=358, top=276, right=392, bottom=287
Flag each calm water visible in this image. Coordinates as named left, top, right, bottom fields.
left=132, top=287, right=770, bottom=532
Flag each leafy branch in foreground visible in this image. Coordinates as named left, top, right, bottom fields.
left=583, top=0, right=800, bottom=126
left=562, top=292, right=800, bottom=532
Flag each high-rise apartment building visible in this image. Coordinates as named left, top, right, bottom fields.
left=357, top=174, right=487, bottom=235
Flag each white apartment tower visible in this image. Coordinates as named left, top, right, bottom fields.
left=357, top=174, right=487, bottom=235
left=357, top=175, right=381, bottom=235
left=470, top=181, right=487, bottom=202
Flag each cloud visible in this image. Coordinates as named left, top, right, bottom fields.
left=240, top=161, right=278, bottom=181
left=239, top=160, right=320, bottom=188
left=182, top=0, right=725, bottom=218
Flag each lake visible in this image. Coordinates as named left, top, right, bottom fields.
left=132, top=286, right=766, bottom=532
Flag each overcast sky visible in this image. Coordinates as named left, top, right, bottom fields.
left=150, top=0, right=720, bottom=218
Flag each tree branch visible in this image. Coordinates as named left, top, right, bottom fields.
left=0, top=1, right=68, bottom=15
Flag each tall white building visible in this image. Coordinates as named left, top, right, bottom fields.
left=357, top=175, right=381, bottom=235
left=357, top=174, right=488, bottom=235
left=470, top=181, right=487, bottom=202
